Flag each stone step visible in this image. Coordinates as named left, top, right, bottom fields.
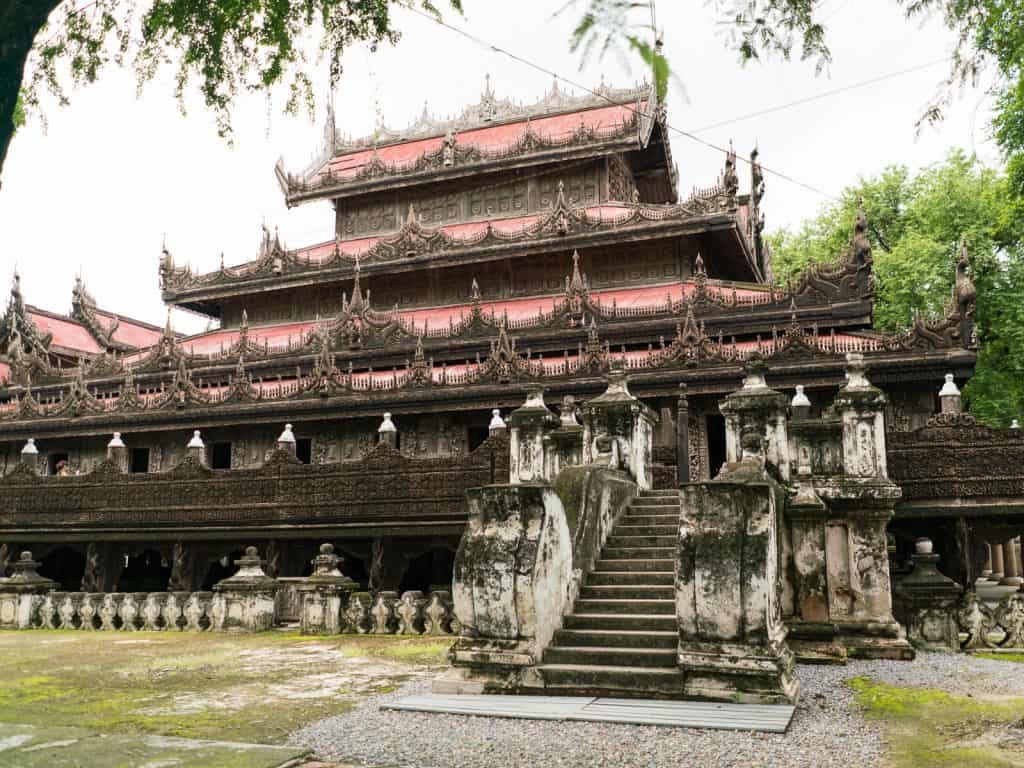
left=552, top=628, right=678, bottom=649
left=630, top=495, right=680, bottom=505
left=543, top=646, right=678, bottom=668
left=587, top=570, right=675, bottom=586
left=637, top=489, right=680, bottom=498
left=564, top=613, right=677, bottom=631
left=606, top=535, right=677, bottom=548
left=573, top=598, right=675, bottom=615
left=538, top=664, right=686, bottom=696
left=619, top=515, right=679, bottom=527
left=601, top=547, right=676, bottom=560
left=595, top=558, right=675, bottom=572
left=579, top=584, right=675, bottom=600
left=613, top=524, right=678, bottom=537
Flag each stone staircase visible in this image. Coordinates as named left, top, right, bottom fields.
left=539, top=489, right=686, bottom=697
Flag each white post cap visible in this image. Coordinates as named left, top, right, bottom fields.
left=489, top=409, right=507, bottom=429
left=108, top=432, right=125, bottom=449
left=378, top=412, right=396, bottom=433
left=939, top=373, right=960, bottom=397
left=791, top=385, right=811, bottom=408
left=187, top=430, right=204, bottom=448
left=21, top=438, right=38, bottom=455
left=277, top=423, right=296, bottom=443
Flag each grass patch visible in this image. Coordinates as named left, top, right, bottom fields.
left=0, top=629, right=447, bottom=746
left=848, top=676, right=1024, bottom=768
left=975, top=653, right=1024, bottom=664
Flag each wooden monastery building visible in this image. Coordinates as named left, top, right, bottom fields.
left=0, top=77, right=1017, bottom=604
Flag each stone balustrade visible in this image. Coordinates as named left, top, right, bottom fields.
left=1, top=581, right=456, bottom=636
left=957, top=592, right=1024, bottom=652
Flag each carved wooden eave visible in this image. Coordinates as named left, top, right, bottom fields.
left=276, top=81, right=670, bottom=207
left=70, top=276, right=132, bottom=353
left=889, top=418, right=1024, bottom=519
left=0, top=324, right=976, bottom=437
left=160, top=200, right=754, bottom=310
left=0, top=273, right=53, bottom=363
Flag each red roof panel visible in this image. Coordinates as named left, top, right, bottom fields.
left=27, top=310, right=102, bottom=355
left=323, top=103, right=641, bottom=181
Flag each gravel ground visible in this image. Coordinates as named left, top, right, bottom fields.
left=289, top=653, right=1024, bottom=768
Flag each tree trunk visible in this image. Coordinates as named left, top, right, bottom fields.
left=0, top=0, right=63, bottom=187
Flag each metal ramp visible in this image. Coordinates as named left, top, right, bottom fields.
left=382, top=694, right=795, bottom=733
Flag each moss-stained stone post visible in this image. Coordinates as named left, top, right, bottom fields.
left=508, top=386, right=559, bottom=484
left=211, top=546, right=280, bottom=632
left=818, top=352, right=912, bottom=659
left=0, top=551, right=57, bottom=629
left=436, top=484, right=573, bottom=694
left=678, top=402, right=799, bottom=704
left=718, top=355, right=790, bottom=482
left=299, top=543, right=357, bottom=635
left=894, top=538, right=963, bottom=651
left=543, top=395, right=583, bottom=480
left=582, top=368, right=658, bottom=489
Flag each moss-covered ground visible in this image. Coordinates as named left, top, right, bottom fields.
left=0, top=630, right=449, bottom=748
left=848, top=676, right=1024, bottom=768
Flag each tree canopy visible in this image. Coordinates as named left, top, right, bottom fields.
left=768, top=150, right=1024, bottom=425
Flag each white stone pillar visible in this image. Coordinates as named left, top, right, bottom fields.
left=186, top=430, right=206, bottom=465
left=378, top=413, right=397, bottom=448
left=107, top=433, right=128, bottom=472
left=276, top=423, right=297, bottom=455
left=20, top=439, right=38, bottom=472
left=938, top=374, right=962, bottom=415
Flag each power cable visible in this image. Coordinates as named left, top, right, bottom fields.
left=689, top=58, right=950, bottom=134
left=406, top=6, right=838, bottom=200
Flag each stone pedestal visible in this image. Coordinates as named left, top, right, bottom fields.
left=582, top=369, right=658, bottom=489
left=299, top=544, right=357, bottom=635
left=679, top=463, right=799, bottom=705
left=508, top=387, right=559, bottom=484
left=437, top=484, right=572, bottom=694
left=212, top=546, right=280, bottom=632
left=0, top=551, right=56, bottom=629
left=894, top=538, right=963, bottom=651
left=778, top=356, right=913, bottom=661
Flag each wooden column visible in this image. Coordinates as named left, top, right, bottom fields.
left=991, top=543, right=1005, bottom=580
left=676, top=383, right=690, bottom=485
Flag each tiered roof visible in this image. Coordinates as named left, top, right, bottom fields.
left=0, top=223, right=980, bottom=432
left=162, top=162, right=762, bottom=315
left=0, top=273, right=166, bottom=386
left=275, top=78, right=675, bottom=206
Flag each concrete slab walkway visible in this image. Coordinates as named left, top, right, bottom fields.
left=0, top=722, right=309, bottom=768
left=382, top=694, right=796, bottom=732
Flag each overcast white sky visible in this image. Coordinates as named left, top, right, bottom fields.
left=0, top=0, right=997, bottom=334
